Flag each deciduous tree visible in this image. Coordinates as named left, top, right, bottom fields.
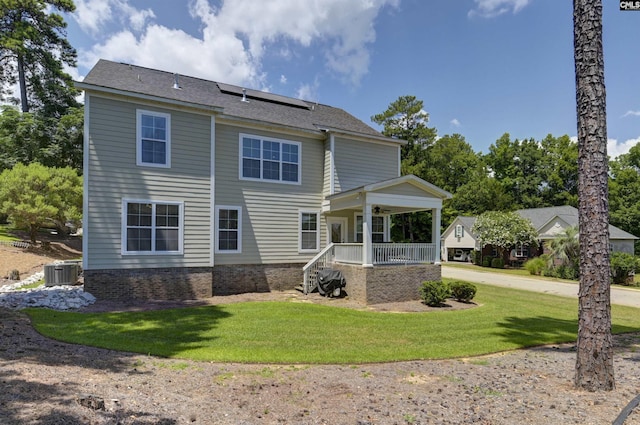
left=0, top=162, right=82, bottom=243
left=471, top=211, right=538, bottom=258
left=609, top=142, right=640, bottom=255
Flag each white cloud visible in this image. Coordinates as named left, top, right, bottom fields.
left=280, top=75, right=287, bottom=84
left=73, top=0, right=155, bottom=35
left=450, top=118, right=461, bottom=127
left=622, top=110, right=640, bottom=118
left=468, top=0, right=531, bottom=18
left=296, top=80, right=320, bottom=102
left=75, top=0, right=398, bottom=89
left=570, top=136, right=639, bottom=159
left=609, top=137, right=640, bottom=159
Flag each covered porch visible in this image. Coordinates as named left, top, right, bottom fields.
left=303, top=175, right=452, bottom=298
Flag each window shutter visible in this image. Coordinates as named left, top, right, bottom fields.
left=455, top=225, right=464, bottom=238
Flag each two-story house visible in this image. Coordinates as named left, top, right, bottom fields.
left=77, top=60, right=451, bottom=304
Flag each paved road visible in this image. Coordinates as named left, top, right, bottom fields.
left=442, top=264, right=640, bottom=308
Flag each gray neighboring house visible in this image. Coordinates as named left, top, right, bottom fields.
left=77, top=59, right=451, bottom=303
left=442, top=205, right=638, bottom=262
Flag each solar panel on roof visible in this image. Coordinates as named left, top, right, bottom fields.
left=217, top=82, right=310, bottom=109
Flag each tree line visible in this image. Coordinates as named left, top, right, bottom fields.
left=0, top=0, right=81, bottom=239
left=372, top=95, right=640, bottom=254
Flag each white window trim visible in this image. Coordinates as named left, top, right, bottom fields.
left=136, top=109, right=171, bottom=168
left=238, top=133, right=302, bottom=185
left=299, top=210, right=320, bottom=253
left=215, top=205, right=242, bottom=254
left=354, top=213, right=388, bottom=243
left=455, top=224, right=464, bottom=238
left=121, top=199, right=184, bottom=255
left=514, top=243, right=528, bottom=257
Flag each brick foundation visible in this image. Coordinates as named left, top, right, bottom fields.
left=84, top=263, right=436, bottom=303
left=212, top=263, right=303, bottom=295
left=332, top=263, right=442, bottom=304
left=84, top=263, right=304, bottom=300
left=84, top=267, right=213, bottom=301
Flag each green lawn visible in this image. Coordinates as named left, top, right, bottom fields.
left=0, top=224, right=19, bottom=242
left=26, top=283, right=640, bottom=364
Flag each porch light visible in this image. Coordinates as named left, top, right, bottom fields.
left=374, top=206, right=381, bottom=214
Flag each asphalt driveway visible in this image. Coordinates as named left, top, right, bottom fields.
left=442, top=264, right=640, bottom=308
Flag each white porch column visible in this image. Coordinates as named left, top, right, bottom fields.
left=432, top=207, right=442, bottom=264
left=362, top=198, right=373, bottom=267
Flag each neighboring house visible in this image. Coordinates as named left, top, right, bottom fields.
left=77, top=59, right=451, bottom=304
left=441, top=206, right=638, bottom=263
left=440, top=216, right=477, bottom=261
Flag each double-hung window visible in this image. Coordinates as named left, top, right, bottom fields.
left=137, top=110, right=171, bottom=167
left=299, top=211, right=320, bottom=252
left=215, top=206, right=242, bottom=253
left=122, top=200, right=183, bottom=254
left=240, top=134, right=300, bottom=184
left=355, top=215, right=385, bottom=243
left=514, top=244, right=528, bottom=257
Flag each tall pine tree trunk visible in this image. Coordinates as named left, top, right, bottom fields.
left=17, top=53, right=29, bottom=113
left=573, top=0, right=614, bottom=391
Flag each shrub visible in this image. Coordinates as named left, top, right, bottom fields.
left=611, top=252, right=638, bottom=285
left=482, top=256, right=493, bottom=267
left=420, top=280, right=450, bottom=307
left=491, top=258, right=504, bottom=269
left=524, top=257, right=546, bottom=275
left=449, top=281, right=477, bottom=302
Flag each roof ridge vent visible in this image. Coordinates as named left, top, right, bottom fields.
left=241, top=88, right=249, bottom=103
left=173, top=73, right=181, bottom=90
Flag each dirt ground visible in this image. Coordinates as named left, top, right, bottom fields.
left=0, top=231, right=82, bottom=280
left=2, top=241, right=640, bottom=424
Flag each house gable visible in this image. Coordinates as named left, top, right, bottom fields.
left=538, top=216, right=573, bottom=239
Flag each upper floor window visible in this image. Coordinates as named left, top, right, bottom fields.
left=137, top=110, right=171, bottom=168
left=454, top=224, right=464, bottom=238
left=122, top=199, right=183, bottom=255
left=240, top=134, right=300, bottom=184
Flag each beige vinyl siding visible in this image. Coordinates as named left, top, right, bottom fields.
left=333, top=137, right=399, bottom=192
left=86, top=95, right=212, bottom=269
left=376, top=182, right=431, bottom=197
left=214, top=123, right=325, bottom=264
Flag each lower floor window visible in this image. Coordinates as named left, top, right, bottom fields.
left=216, top=206, right=242, bottom=253
left=356, top=215, right=385, bottom=243
left=514, top=244, right=528, bottom=257
left=123, top=200, right=183, bottom=254
left=300, top=211, right=320, bottom=252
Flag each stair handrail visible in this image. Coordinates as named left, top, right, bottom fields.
left=302, top=243, right=335, bottom=294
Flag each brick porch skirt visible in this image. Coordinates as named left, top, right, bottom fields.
left=331, top=263, right=442, bottom=304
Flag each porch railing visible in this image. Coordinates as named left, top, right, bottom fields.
left=333, top=243, right=363, bottom=264
left=332, top=243, right=436, bottom=265
left=371, top=243, right=436, bottom=265
left=303, top=242, right=436, bottom=294
left=302, top=243, right=335, bottom=294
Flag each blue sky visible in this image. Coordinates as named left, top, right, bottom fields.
left=64, top=0, right=640, bottom=156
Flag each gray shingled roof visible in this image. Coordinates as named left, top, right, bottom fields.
left=516, top=205, right=637, bottom=240
left=78, top=59, right=394, bottom=141
left=455, top=206, right=637, bottom=240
